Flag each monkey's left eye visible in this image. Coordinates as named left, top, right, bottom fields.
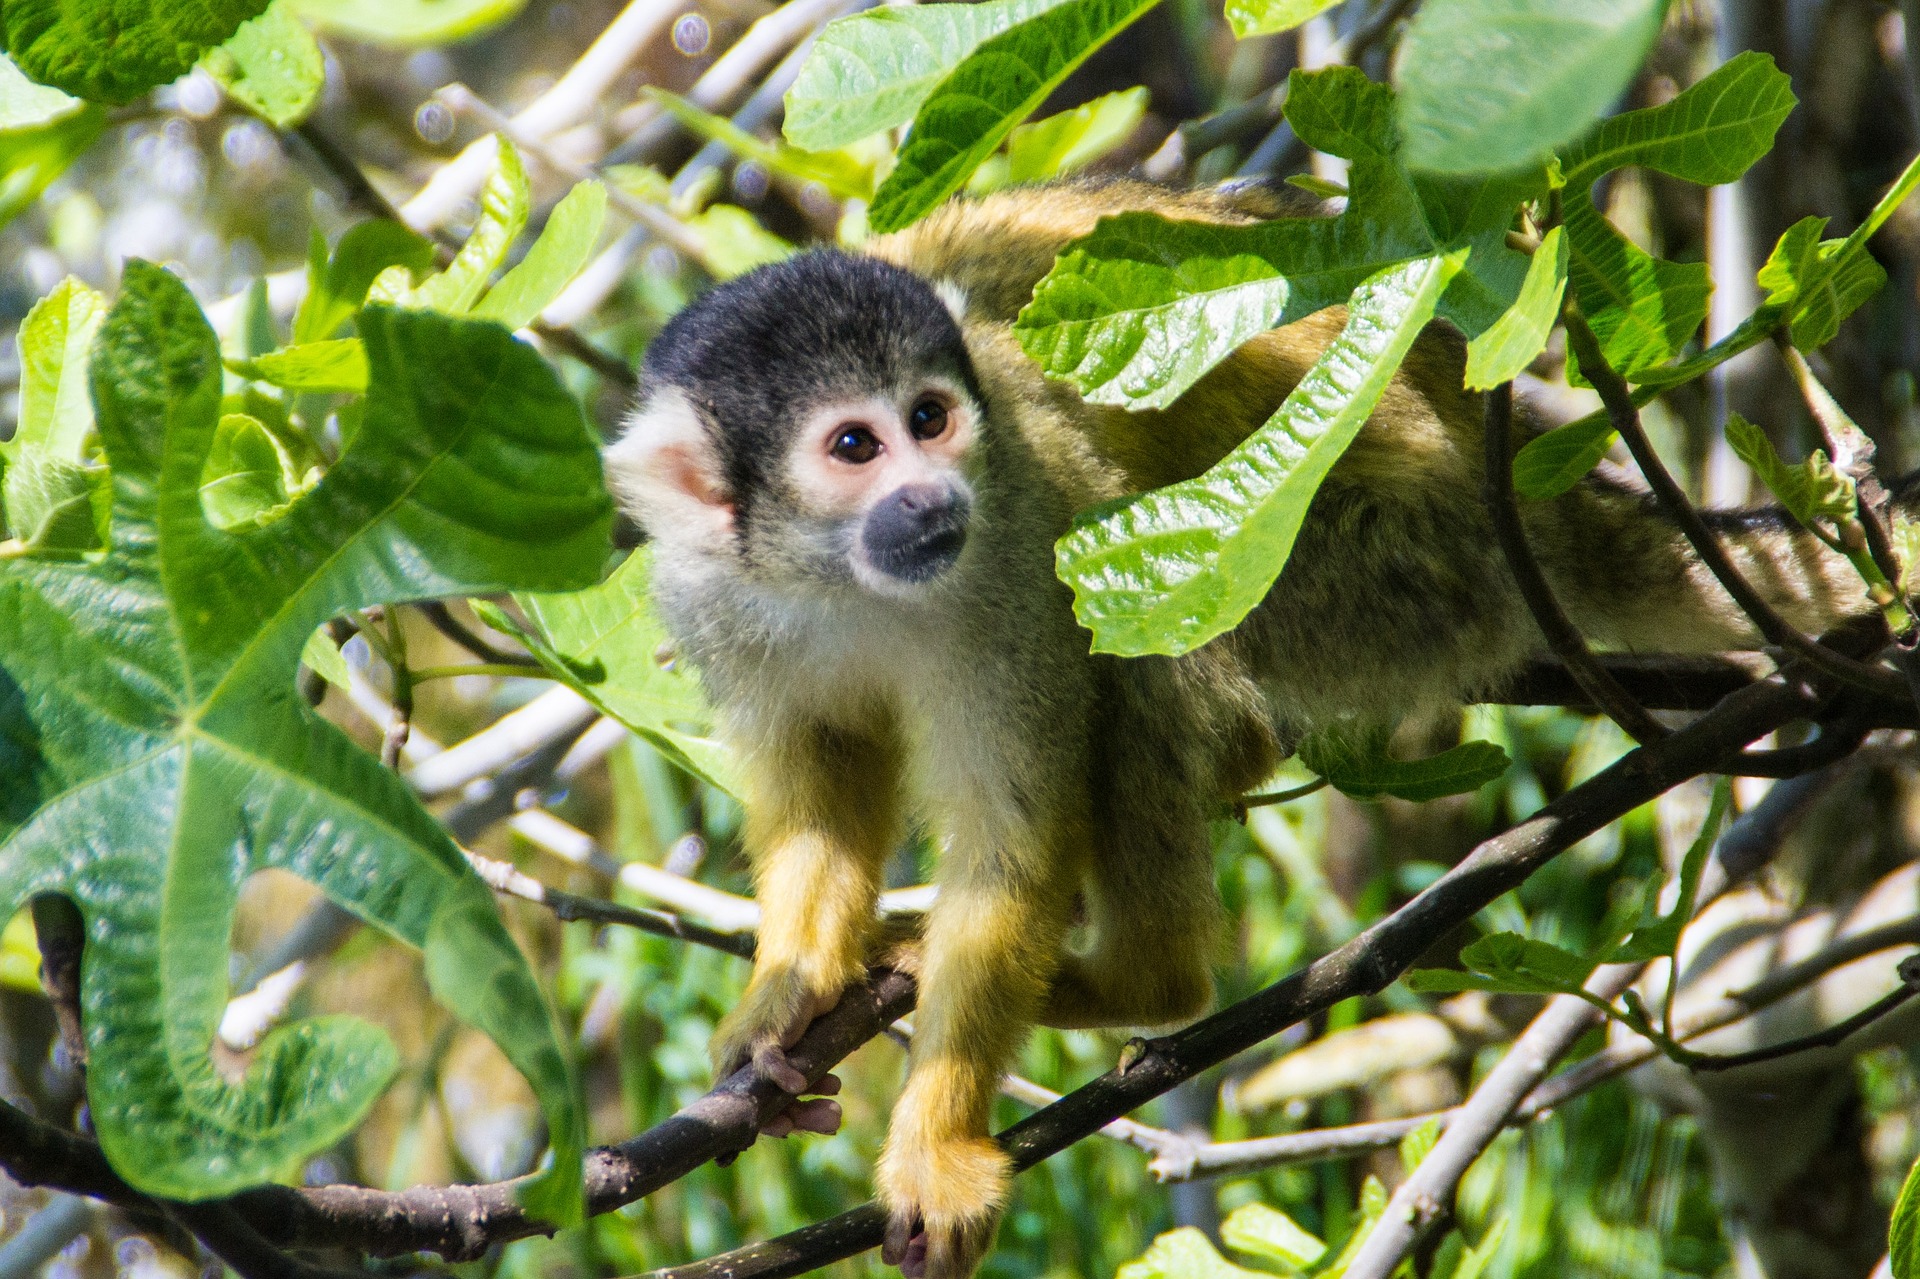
left=830, top=425, right=881, bottom=463
left=908, top=399, right=950, bottom=441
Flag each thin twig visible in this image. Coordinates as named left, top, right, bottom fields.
left=1483, top=381, right=1667, bottom=743
left=465, top=849, right=756, bottom=959
left=1344, top=967, right=1640, bottom=1278
left=1562, top=306, right=1904, bottom=699
left=1688, top=954, right=1920, bottom=1072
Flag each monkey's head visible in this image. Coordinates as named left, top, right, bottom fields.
left=605, top=250, right=984, bottom=598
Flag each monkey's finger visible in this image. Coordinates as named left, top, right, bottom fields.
left=783, top=1097, right=842, bottom=1134
left=805, top=1072, right=842, bottom=1097
left=761, top=1114, right=796, bottom=1138
left=752, top=1043, right=809, bottom=1094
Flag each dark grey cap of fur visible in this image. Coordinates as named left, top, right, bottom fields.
left=637, top=249, right=979, bottom=503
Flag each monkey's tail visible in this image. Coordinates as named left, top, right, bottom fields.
left=1528, top=466, right=1892, bottom=655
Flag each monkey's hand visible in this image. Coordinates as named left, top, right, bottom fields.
left=711, top=967, right=846, bottom=1135
left=876, top=1123, right=1010, bottom=1279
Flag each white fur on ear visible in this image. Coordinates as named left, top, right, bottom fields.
left=932, top=278, right=969, bottom=326
left=602, top=388, right=734, bottom=539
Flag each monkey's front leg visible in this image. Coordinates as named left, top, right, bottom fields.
left=711, top=725, right=901, bottom=1119
left=877, top=838, right=1080, bottom=1279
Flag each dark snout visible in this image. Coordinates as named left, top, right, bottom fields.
left=861, top=482, right=971, bottom=582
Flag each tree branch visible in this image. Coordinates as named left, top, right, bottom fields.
left=1483, top=380, right=1667, bottom=743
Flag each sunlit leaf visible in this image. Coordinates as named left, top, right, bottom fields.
left=1723, top=414, right=1855, bottom=529
left=1221, top=1203, right=1325, bottom=1270
left=1564, top=197, right=1710, bottom=380
left=289, top=0, right=527, bottom=45
left=1054, top=254, right=1460, bottom=656
left=488, top=548, right=738, bottom=794
left=1893, top=1151, right=1920, bottom=1279
left=1117, top=1227, right=1269, bottom=1279
left=866, top=0, right=1160, bottom=233
left=373, top=137, right=529, bottom=314
left=783, top=0, right=1077, bottom=151
left=1558, top=52, right=1793, bottom=191
left=643, top=90, right=872, bottom=199
left=0, top=52, right=79, bottom=127
left=2, top=0, right=270, bottom=103
left=233, top=339, right=370, bottom=393
left=202, top=2, right=322, bottom=128
left=8, top=275, right=106, bottom=463
left=294, top=219, right=436, bottom=345
left=0, top=105, right=103, bottom=229
left=473, top=180, right=608, bottom=329
left=1224, top=0, right=1339, bottom=39
left=1004, top=85, right=1148, bottom=184
left=1463, top=225, right=1567, bottom=389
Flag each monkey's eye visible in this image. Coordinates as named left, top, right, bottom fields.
left=829, top=425, right=881, bottom=464
left=908, top=399, right=950, bottom=441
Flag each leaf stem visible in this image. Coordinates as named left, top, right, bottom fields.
left=1238, top=777, right=1329, bottom=810
left=408, top=663, right=555, bottom=683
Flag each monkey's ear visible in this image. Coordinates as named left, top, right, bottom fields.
left=932, top=278, right=969, bottom=326
left=603, top=391, right=735, bottom=538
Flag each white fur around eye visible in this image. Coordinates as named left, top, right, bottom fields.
left=603, top=388, right=733, bottom=539
left=933, top=278, right=969, bottom=326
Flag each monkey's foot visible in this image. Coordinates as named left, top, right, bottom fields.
left=877, top=1136, right=1009, bottom=1279
left=711, top=969, right=846, bottom=1135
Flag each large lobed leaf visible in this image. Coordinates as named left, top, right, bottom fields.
left=0, top=263, right=606, bottom=1219
left=1054, top=253, right=1460, bottom=656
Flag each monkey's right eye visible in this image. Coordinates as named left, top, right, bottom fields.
left=830, top=425, right=881, bottom=464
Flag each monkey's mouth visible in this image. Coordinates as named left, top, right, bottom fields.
left=867, top=518, right=968, bottom=583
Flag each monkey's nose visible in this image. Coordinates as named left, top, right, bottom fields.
left=862, top=482, right=971, bottom=583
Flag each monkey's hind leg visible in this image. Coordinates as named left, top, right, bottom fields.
left=876, top=819, right=1083, bottom=1279
left=1040, top=796, right=1220, bottom=1030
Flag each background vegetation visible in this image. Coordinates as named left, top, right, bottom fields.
left=4, top=1, right=1920, bottom=1278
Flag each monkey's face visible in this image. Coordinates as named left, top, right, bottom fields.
left=779, top=381, right=978, bottom=594
left=604, top=249, right=987, bottom=602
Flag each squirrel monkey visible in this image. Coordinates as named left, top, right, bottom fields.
left=603, top=179, right=1870, bottom=1277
